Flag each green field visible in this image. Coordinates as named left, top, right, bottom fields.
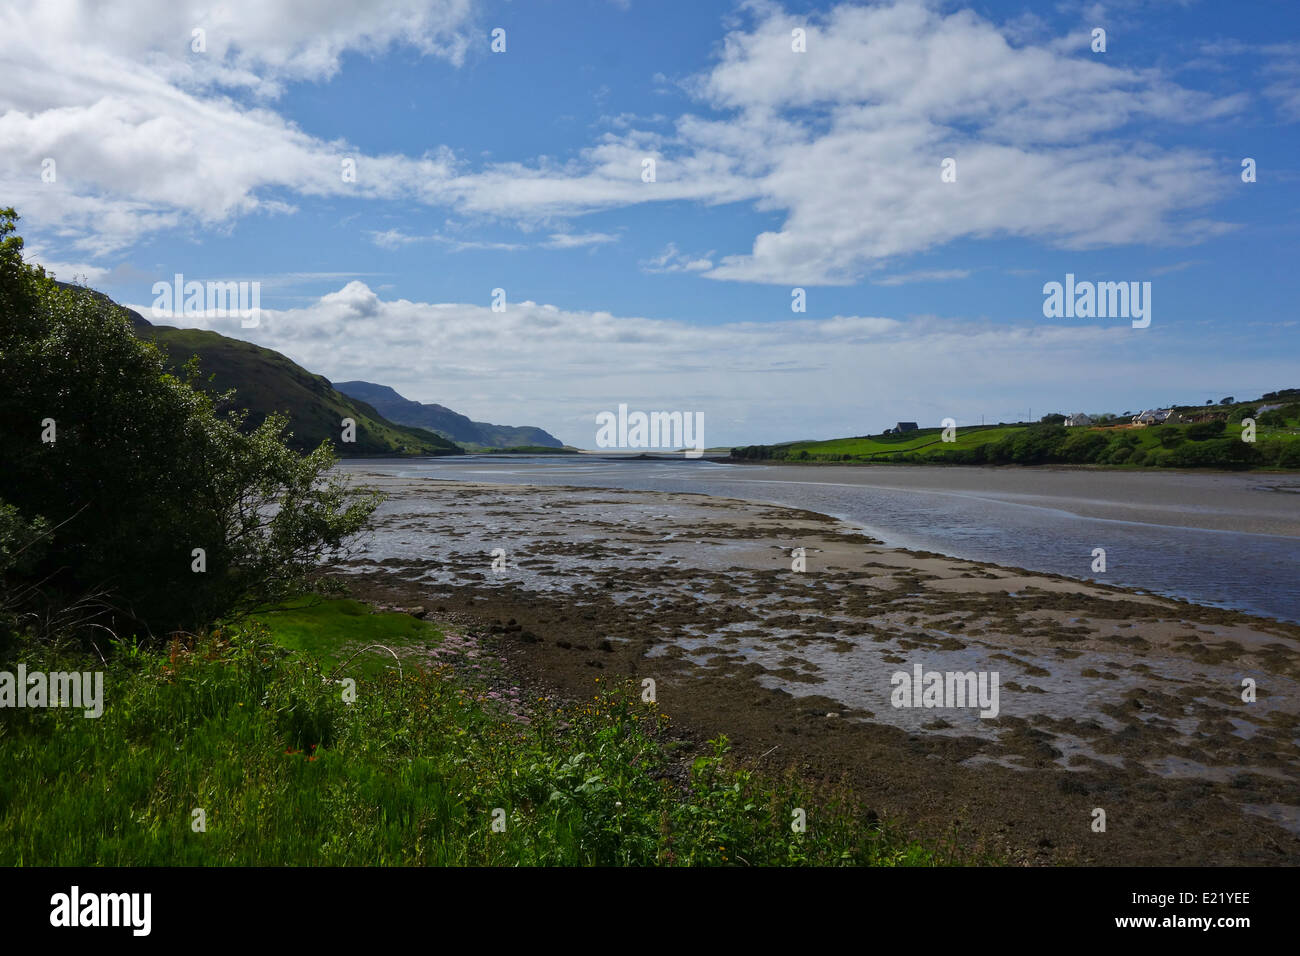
left=250, top=597, right=443, bottom=673
left=0, top=600, right=950, bottom=866
left=733, top=396, right=1300, bottom=470
left=754, top=424, right=1022, bottom=461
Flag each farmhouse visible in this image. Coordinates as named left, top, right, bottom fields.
left=895, top=422, right=919, bottom=433
left=1064, top=412, right=1093, bottom=427
left=1132, top=408, right=1173, bottom=425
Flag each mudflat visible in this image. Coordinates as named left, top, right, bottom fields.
left=333, top=475, right=1300, bottom=865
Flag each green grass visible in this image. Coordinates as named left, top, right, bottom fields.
left=250, top=597, right=442, bottom=674
left=775, top=425, right=1020, bottom=460
left=0, top=610, right=951, bottom=866
left=735, top=415, right=1300, bottom=470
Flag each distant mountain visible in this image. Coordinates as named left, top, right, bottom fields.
left=56, top=284, right=462, bottom=457
left=335, top=381, right=563, bottom=450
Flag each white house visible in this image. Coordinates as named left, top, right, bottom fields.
left=1064, top=412, right=1093, bottom=427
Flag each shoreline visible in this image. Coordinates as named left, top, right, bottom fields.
left=333, top=475, right=1300, bottom=865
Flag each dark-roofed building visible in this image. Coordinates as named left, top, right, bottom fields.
left=895, top=421, right=919, bottom=433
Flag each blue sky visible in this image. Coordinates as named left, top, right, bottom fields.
left=2, top=0, right=1297, bottom=447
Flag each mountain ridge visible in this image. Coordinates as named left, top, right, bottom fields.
left=335, top=380, right=563, bottom=450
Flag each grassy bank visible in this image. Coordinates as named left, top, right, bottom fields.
left=0, top=600, right=945, bottom=866
left=732, top=413, right=1300, bottom=470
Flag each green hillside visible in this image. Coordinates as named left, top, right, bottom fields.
left=740, top=424, right=1022, bottom=461
left=733, top=395, right=1300, bottom=470
left=140, top=326, right=462, bottom=457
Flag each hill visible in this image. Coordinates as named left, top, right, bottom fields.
left=733, top=394, right=1300, bottom=470
left=139, top=327, right=462, bottom=457
left=53, top=284, right=462, bottom=457
left=335, top=381, right=563, bottom=450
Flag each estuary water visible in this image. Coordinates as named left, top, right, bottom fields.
left=337, top=456, right=1300, bottom=623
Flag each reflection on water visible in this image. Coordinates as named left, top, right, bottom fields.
left=338, top=457, right=1300, bottom=623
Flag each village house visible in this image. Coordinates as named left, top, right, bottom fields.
left=1132, top=408, right=1173, bottom=426
left=1064, top=412, right=1093, bottom=427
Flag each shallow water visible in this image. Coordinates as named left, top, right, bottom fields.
left=338, top=457, right=1300, bottom=622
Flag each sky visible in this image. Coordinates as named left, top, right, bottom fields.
left=2, top=0, right=1297, bottom=449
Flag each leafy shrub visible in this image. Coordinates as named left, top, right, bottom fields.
left=1160, top=438, right=1260, bottom=470
left=1274, top=442, right=1300, bottom=469
left=1258, top=404, right=1299, bottom=428
left=988, top=425, right=1067, bottom=464
left=1060, top=430, right=1110, bottom=463
left=0, top=209, right=380, bottom=639
left=1186, top=420, right=1226, bottom=441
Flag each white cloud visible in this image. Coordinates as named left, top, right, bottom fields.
left=21, top=244, right=111, bottom=284
left=872, top=269, right=972, bottom=286
left=1196, top=39, right=1300, bottom=121
left=544, top=231, right=618, bottom=249
left=1150, top=259, right=1206, bottom=276
left=641, top=242, right=713, bottom=274
left=682, top=2, right=1244, bottom=283
left=0, top=1, right=475, bottom=253
left=130, top=281, right=1291, bottom=447
left=367, top=229, right=614, bottom=251
left=2, top=0, right=1248, bottom=278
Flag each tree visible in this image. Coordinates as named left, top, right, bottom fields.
left=0, top=209, right=380, bottom=639
left=1186, top=420, right=1226, bottom=441
left=1220, top=396, right=1235, bottom=405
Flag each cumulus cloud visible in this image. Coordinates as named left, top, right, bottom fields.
left=688, top=1, right=1244, bottom=283
left=0, top=0, right=1247, bottom=279
left=0, top=0, right=475, bottom=253
left=131, top=282, right=1290, bottom=447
